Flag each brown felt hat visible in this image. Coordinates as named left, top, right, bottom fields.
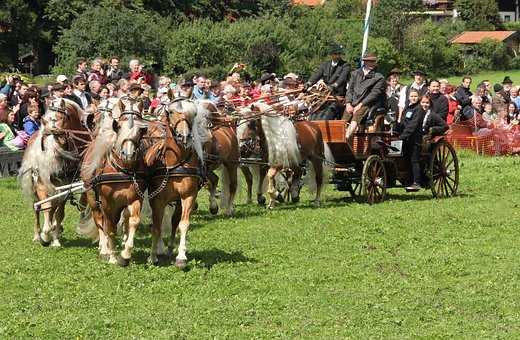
left=362, top=52, right=378, bottom=62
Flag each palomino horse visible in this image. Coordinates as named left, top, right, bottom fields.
left=197, top=100, right=239, bottom=216
left=238, top=102, right=326, bottom=208
left=145, top=99, right=203, bottom=268
left=19, top=98, right=91, bottom=246
left=79, top=96, right=149, bottom=265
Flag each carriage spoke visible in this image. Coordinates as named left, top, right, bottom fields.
left=445, top=177, right=455, bottom=194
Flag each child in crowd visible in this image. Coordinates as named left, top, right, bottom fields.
left=482, top=102, right=497, bottom=122
left=23, top=105, right=41, bottom=137
left=399, top=89, right=423, bottom=191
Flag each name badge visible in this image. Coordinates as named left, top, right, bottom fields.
left=405, top=111, right=413, bottom=119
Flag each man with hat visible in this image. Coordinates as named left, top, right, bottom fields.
left=305, top=43, right=350, bottom=120
left=454, top=76, right=473, bottom=111
left=176, top=79, right=194, bottom=99
left=398, top=70, right=428, bottom=121
left=492, top=78, right=513, bottom=114
left=343, top=52, right=386, bottom=140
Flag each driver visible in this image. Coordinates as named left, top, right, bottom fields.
left=343, top=52, right=386, bottom=141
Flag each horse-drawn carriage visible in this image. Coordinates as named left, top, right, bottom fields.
left=315, top=120, right=460, bottom=204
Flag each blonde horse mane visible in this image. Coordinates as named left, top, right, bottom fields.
left=253, top=102, right=301, bottom=168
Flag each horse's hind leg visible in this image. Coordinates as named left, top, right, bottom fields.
left=120, top=200, right=142, bottom=266
left=266, top=167, right=279, bottom=209
left=223, top=163, right=238, bottom=216
left=40, top=205, right=56, bottom=247
left=207, top=171, right=219, bottom=215
left=50, top=202, right=65, bottom=247
left=257, top=165, right=268, bottom=206
left=175, top=195, right=195, bottom=269
left=167, top=201, right=182, bottom=258
left=149, top=199, right=166, bottom=265
left=240, top=166, right=253, bottom=204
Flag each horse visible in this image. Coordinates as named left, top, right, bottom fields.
left=145, top=98, right=204, bottom=268
left=19, top=98, right=92, bottom=247
left=78, top=96, right=149, bottom=265
left=238, top=102, right=326, bottom=208
left=196, top=100, right=239, bottom=216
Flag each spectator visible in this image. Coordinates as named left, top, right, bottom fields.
left=88, top=58, right=107, bottom=85
left=128, top=59, right=152, bottom=86
left=75, top=58, right=89, bottom=80
left=51, top=83, right=65, bottom=98
left=208, top=80, right=222, bottom=105
left=428, top=79, right=448, bottom=121
left=492, top=83, right=509, bottom=114
left=386, top=69, right=401, bottom=114
left=70, top=77, right=92, bottom=109
left=439, top=79, right=449, bottom=95
left=399, top=89, right=423, bottom=191
left=454, top=76, right=472, bottom=111
left=106, top=82, right=117, bottom=97
left=10, top=81, right=28, bottom=107
left=501, top=76, right=513, bottom=101
left=16, top=89, right=40, bottom=130
left=177, top=79, right=194, bottom=98
left=482, top=102, right=497, bottom=122
left=149, top=86, right=171, bottom=115
left=462, top=96, right=488, bottom=132
left=88, top=80, right=102, bottom=101
left=192, top=76, right=209, bottom=100
left=398, top=70, right=428, bottom=121
left=510, top=86, right=520, bottom=109
left=479, top=80, right=492, bottom=104
left=99, top=86, right=110, bottom=100
left=23, top=105, right=41, bottom=137
left=117, top=78, right=130, bottom=98
left=106, top=57, right=124, bottom=83
left=507, top=102, right=519, bottom=124
left=0, top=110, right=21, bottom=151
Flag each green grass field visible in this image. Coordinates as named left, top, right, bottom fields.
left=1, top=150, right=520, bottom=338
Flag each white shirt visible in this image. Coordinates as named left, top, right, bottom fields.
left=73, top=89, right=88, bottom=109
left=331, top=61, right=338, bottom=68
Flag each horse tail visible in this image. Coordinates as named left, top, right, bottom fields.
left=18, top=162, right=36, bottom=202
left=76, top=206, right=99, bottom=241
left=220, top=165, right=231, bottom=211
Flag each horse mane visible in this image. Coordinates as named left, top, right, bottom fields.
left=255, top=103, right=301, bottom=168
left=169, top=99, right=210, bottom=164
left=81, top=115, right=117, bottom=182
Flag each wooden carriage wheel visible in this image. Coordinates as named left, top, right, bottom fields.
left=361, top=155, right=387, bottom=204
left=429, top=140, right=459, bottom=198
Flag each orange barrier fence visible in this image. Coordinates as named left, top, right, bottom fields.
left=447, top=123, right=520, bottom=156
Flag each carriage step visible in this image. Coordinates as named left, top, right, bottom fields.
left=333, top=167, right=356, bottom=173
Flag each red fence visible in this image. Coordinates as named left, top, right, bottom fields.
left=447, top=123, right=520, bottom=156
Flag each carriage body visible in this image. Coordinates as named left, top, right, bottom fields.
left=316, top=120, right=459, bottom=204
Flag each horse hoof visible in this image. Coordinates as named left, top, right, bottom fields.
left=209, top=205, right=219, bottom=215
left=257, top=196, right=266, bottom=206
left=291, top=196, right=300, bottom=204
left=39, top=238, right=51, bottom=247
left=148, top=256, right=159, bottom=266
left=50, top=240, right=61, bottom=248
left=32, top=235, right=41, bottom=243
left=175, top=258, right=187, bottom=269
left=313, top=201, right=320, bottom=208
left=276, top=193, right=285, bottom=203
left=117, top=257, right=130, bottom=267
left=98, top=254, right=110, bottom=262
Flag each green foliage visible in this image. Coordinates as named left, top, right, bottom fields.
left=372, top=0, right=424, bottom=52
left=402, top=21, right=463, bottom=77
left=53, top=6, right=169, bottom=75
left=367, top=37, right=399, bottom=75
left=455, top=0, right=501, bottom=30
left=503, top=21, right=520, bottom=31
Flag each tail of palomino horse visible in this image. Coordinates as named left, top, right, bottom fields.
left=304, top=142, right=332, bottom=196
left=219, top=165, right=231, bottom=212
left=76, top=206, right=100, bottom=241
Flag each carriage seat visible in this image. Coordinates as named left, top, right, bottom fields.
left=360, top=107, right=386, bottom=133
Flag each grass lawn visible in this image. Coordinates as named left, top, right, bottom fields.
left=1, top=150, right=520, bottom=338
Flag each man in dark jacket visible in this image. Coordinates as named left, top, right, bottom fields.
left=454, top=76, right=472, bottom=110
left=343, top=52, right=386, bottom=140
left=68, top=77, right=92, bottom=109
left=428, top=79, right=448, bottom=121
left=305, top=44, right=350, bottom=97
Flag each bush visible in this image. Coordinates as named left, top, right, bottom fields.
left=53, top=6, right=169, bottom=75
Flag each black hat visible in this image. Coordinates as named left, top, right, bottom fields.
left=180, top=79, right=194, bottom=87
left=388, top=68, right=401, bottom=76
left=129, top=83, right=143, bottom=94
left=502, top=76, right=513, bottom=84
left=412, top=70, right=427, bottom=77
left=40, top=86, right=51, bottom=98
left=260, top=72, right=276, bottom=85
left=494, top=83, right=503, bottom=93
left=328, top=43, right=344, bottom=55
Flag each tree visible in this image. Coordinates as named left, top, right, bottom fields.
left=53, top=6, right=169, bottom=75
left=372, top=0, right=424, bottom=52
left=455, top=0, right=501, bottom=31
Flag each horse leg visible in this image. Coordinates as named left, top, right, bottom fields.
left=266, top=167, right=279, bottom=209
left=207, top=171, right=219, bottom=215
left=289, top=167, right=303, bottom=204
left=119, top=200, right=142, bottom=266
left=50, top=202, right=65, bottom=247
left=223, top=163, right=238, bottom=216
left=240, top=166, right=253, bottom=204
left=33, top=210, right=41, bottom=242
left=104, top=219, right=119, bottom=265
left=257, top=165, right=268, bottom=206
left=149, top=199, right=166, bottom=265
left=312, top=158, right=324, bottom=207
left=175, top=196, right=195, bottom=269
left=119, top=208, right=130, bottom=246
left=167, top=201, right=182, bottom=258
left=40, top=204, right=56, bottom=247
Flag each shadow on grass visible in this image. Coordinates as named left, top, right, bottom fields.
left=60, top=237, right=97, bottom=248
left=130, top=247, right=257, bottom=269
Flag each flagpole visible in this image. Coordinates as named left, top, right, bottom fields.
left=361, top=0, right=372, bottom=66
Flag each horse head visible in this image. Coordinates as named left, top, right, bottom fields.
left=167, top=99, right=195, bottom=149
left=111, top=96, right=148, bottom=166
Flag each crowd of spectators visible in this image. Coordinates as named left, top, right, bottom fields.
left=1, top=55, right=520, bottom=152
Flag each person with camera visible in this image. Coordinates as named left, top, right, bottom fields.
left=106, top=57, right=124, bottom=83
left=87, top=58, right=108, bottom=85
left=128, top=59, right=152, bottom=86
